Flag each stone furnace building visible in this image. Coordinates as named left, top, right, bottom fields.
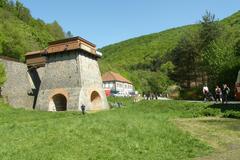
left=1, top=37, right=109, bottom=111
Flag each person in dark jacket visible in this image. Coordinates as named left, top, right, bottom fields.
left=215, top=85, right=222, bottom=103
left=81, top=104, right=86, bottom=115
left=222, top=84, right=230, bottom=104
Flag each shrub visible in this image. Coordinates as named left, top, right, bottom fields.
left=180, top=87, right=203, bottom=100
left=199, top=108, right=221, bottom=117
left=222, top=110, right=240, bottom=119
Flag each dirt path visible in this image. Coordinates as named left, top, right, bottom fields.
left=195, top=149, right=240, bottom=160
left=173, top=117, right=240, bottom=160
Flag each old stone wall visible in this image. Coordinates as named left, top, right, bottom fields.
left=0, top=50, right=109, bottom=112
left=36, top=52, right=82, bottom=111
left=0, top=59, right=34, bottom=109
left=40, top=52, right=80, bottom=89
left=36, top=87, right=80, bottom=111
left=36, top=50, right=109, bottom=111
left=78, top=52, right=109, bottom=111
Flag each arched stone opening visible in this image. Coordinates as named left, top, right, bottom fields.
left=90, top=91, right=101, bottom=110
left=51, top=94, right=67, bottom=111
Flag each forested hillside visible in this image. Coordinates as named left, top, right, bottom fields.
left=0, top=0, right=240, bottom=98
left=99, top=11, right=240, bottom=98
left=0, top=0, right=67, bottom=61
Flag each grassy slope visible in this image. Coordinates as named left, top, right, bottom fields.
left=99, top=11, right=240, bottom=89
left=0, top=99, right=215, bottom=160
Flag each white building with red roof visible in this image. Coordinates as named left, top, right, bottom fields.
left=102, top=71, right=134, bottom=96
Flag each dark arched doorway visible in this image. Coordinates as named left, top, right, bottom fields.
left=90, top=91, right=101, bottom=110
left=52, top=94, right=67, bottom=111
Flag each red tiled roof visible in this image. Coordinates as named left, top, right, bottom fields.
left=102, top=71, right=132, bottom=84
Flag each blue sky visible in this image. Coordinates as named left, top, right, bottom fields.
left=19, top=0, right=240, bottom=48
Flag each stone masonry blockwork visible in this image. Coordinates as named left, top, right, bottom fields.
left=35, top=50, right=109, bottom=111
left=0, top=50, right=109, bottom=111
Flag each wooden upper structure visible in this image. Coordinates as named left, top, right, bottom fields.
left=25, top=36, right=99, bottom=68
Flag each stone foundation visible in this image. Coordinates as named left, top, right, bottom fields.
left=0, top=59, right=34, bottom=109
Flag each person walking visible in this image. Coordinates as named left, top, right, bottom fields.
left=203, top=84, right=209, bottom=101
left=215, top=85, right=222, bottom=103
left=81, top=104, right=86, bottom=115
left=222, top=84, right=230, bottom=104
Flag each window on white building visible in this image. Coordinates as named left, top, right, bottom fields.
left=109, top=83, right=113, bottom=88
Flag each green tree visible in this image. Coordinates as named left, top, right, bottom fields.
left=171, top=11, right=223, bottom=88
left=171, top=31, right=201, bottom=88
left=15, top=0, right=31, bottom=23
left=0, top=0, right=8, bottom=8
left=147, top=71, right=172, bottom=94
left=47, top=21, right=65, bottom=40
left=199, top=11, right=222, bottom=84
left=234, top=39, right=240, bottom=56
left=160, top=61, right=175, bottom=75
left=199, top=11, right=221, bottom=50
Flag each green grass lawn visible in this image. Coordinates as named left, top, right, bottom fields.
left=0, top=98, right=239, bottom=160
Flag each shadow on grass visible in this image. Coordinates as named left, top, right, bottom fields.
left=207, top=103, right=240, bottom=119
left=208, top=103, right=240, bottom=112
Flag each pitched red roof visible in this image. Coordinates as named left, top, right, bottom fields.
left=102, top=71, right=132, bottom=84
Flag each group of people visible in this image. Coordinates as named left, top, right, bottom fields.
left=203, top=84, right=230, bottom=104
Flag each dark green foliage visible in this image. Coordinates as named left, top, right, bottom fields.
left=199, top=11, right=221, bottom=49
left=0, top=0, right=8, bottom=7
left=46, top=21, right=65, bottom=40
left=0, top=63, right=6, bottom=86
left=223, top=110, right=240, bottom=119
left=15, top=0, right=31, bottom=23
left=171, top=11, right=223, bottom=90
left=179, top=86, right=203, bottom=100
left=234, top=39, right=240, bottom=56
left=171, top=31, right=201, bottom=88
left=0, top=0, right=66, bottom=61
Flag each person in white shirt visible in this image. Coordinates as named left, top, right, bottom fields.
left=203, top=84, right=209, bottom=101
